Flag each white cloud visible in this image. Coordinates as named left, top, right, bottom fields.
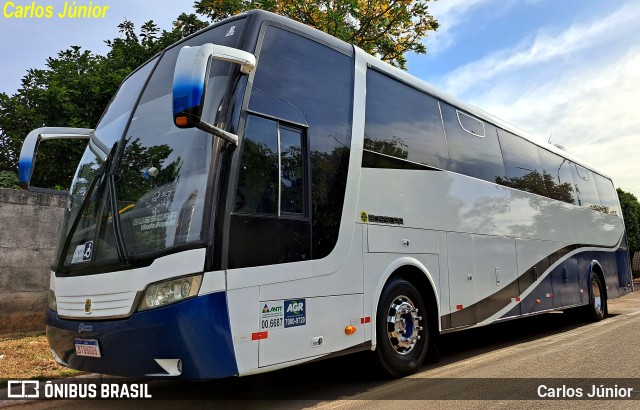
left=424, top=0, right=498, bottom=54
left=433, top=2, right=640, bottom=190
left=441, top=2, right=640, bottom=96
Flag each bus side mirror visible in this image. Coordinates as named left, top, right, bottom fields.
left=18, top=127, right=103, bottom=190
left=172, top=43, right=256, bottom=146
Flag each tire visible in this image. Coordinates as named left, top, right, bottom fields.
left=374, top=278, right=429, bottom=377
left=586, top=274, right=606, bottom=322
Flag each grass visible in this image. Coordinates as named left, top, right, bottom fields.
left=0, top=333, right=82, bottom=387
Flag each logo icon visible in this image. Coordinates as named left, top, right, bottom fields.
left=82, top=241, right=93, bottom=261
left=7, top=381, right=39, bottom=398
left=225, top=25, right=236, bottom=37
left=84, top=299, right=92, bottom=314
left=286, top=300, right=304, bottom=315
left=360, top=211, right=368, bottom=223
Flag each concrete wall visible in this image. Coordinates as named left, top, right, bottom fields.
left=0, top=188, right=66, bottom=336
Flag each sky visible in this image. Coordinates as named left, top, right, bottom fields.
left=1, top=0, right=639, bottom=196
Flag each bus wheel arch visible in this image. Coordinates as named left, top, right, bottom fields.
left=371, top=262, right=440, bottom=377
left=586, top=262, right=607, bottom=321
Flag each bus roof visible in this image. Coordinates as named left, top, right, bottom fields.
left=168, top=9, right=613, bottom=181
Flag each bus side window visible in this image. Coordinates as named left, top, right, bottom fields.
left=441, top=103, right=506, bottom=182
left=497, top=129, right=548, bottom=197
left=363, top=70, right=448, bottom=170
left=593, top=173, right=621, bottom=216
left=235, top=115, right=279, bottom=214
left=235, top=115, right=306, bottom=216
left=538, top=147, right=577, bottom=204
left=570, top=163, right=602, bottom=210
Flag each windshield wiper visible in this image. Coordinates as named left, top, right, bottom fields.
left=58, top=141, right=130, bottom=271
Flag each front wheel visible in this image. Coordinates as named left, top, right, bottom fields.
left=374, top=278, right=429, bottom=377
left=586, top=274, right=606, bottom=322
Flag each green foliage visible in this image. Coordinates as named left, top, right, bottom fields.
left=618, top=188, right=640, bottom=258
left=0, top=170, right=18, bottom=189
left=0, top=1, right=439, bottom=189
left=194, top=0, right=439, bottom=69
left=0, top=20, right=184, bottom=190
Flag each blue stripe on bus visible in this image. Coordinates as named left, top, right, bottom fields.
left=46, top=291, right=238, bottom=379
left=442, top=246, right=631, bottom=329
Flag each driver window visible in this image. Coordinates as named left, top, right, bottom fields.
left=235, top=115, right=306, bottom=216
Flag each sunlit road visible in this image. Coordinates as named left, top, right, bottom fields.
left=5, top=285, right=640, bottom=409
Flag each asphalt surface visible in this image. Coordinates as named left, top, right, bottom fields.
left=3, top=284, right=640, bottom=409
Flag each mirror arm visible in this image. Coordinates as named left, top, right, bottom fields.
left=196, top=121, right=239, bottom=146
left=18, top=127, right=96, bottom=189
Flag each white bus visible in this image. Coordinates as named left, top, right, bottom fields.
left=19, top=10, right=632, bottom=378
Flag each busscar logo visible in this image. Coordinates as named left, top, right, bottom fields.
left=78, top=323, right=93, bottom=333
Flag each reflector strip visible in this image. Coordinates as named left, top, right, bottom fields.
left=456, top=304, right=463, bottom=310
left=360, top=317, right=371, bottom=324
left=251, top=332, right=268, bottom=340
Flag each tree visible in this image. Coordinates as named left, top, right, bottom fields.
left=618, top=188, right=640, bottom=262
left=194, top=0, right=439, bottom=69
left=173, top=12, right=210, bottom=37
left=0, top=21, right=183, bottom=190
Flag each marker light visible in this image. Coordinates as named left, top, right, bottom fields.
left=175, top=116, right=189, bottom=127
left=345, top=326, right=357, bottom=335
left=138, top=275, right=203, bottom=311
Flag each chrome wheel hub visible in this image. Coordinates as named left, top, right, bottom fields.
left=592, top=280, right=603, bottom=314
left=387, top=295, right=423, bottom=355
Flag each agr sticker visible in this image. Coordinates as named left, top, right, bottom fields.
left=259, top=299, right=306, bottom=330
left=284, top=299, right=306, bottom=328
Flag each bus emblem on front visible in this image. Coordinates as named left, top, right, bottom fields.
left=84, top=299, right=92, bottom=314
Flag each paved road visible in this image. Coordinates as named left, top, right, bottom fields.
left=5, top=287, right=640, bottom=409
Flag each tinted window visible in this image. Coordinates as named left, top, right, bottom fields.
left=364, top=70, right=448, bottom=169
left=497, top=129, right=547, bottom=196
left=235, top=116, right=306, bottom=215
left=249, top=26, right=353, bottom=259
left=594, top=173, right=620, bottom=216
left=537, top=148, right=577, bottom=204
left=235, top=116, right=279, bottom=214
left=280, top=127, right=304, bottom=214
left=571, top=163, right=601, bottom=210
left=441, top=103, right=505, bottom=182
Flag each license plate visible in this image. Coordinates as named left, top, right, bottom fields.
left=74, top=338, right=101, bottom=358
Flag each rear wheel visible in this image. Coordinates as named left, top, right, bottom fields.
left=374, top=278, right=429, bottom=377
left=586, top=274, right=606, bottom=322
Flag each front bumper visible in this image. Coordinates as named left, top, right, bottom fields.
left=46, top=291, right=238, bottom=378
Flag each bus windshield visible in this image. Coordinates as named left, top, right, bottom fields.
left=57, top=19, right=246, bottom=273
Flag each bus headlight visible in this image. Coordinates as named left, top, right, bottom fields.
left=47, top=289, right=57, bottom=312
left=138, top=275, right=203, bottom=311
